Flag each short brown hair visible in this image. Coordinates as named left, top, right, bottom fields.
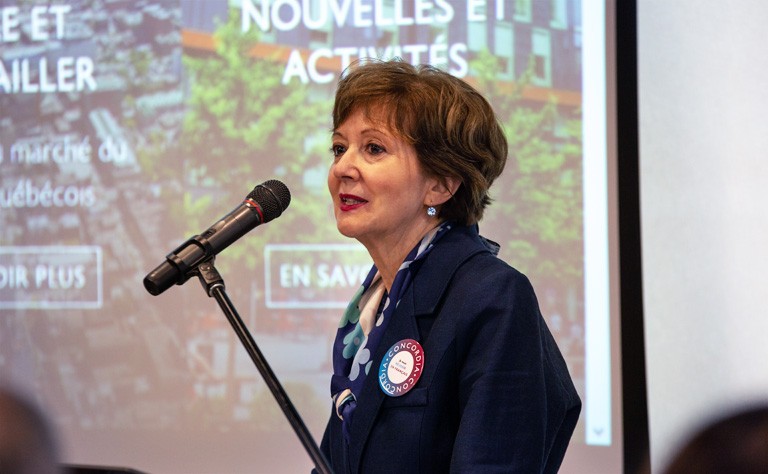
left=333, top=59, right=508, bottom=225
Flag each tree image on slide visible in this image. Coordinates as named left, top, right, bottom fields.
left=161, top=9, right=337, bottom=273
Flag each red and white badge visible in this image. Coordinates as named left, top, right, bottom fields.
left=378, top=339, right=425, bottom=397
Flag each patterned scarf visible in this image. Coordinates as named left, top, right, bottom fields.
left=330, top=222, right=452, bottom=442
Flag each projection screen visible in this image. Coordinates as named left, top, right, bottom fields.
left=0, top=0, right=622, bottom=472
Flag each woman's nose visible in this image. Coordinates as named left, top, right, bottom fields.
left=332, top=150, right=359, bottom=180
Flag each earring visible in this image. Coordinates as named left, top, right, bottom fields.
left=427, top=206, right=437, bottom=217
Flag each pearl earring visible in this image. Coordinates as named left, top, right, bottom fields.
left=427, top=206, right=437, bottom=217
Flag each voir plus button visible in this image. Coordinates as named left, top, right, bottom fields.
left=0, top=246, right=102, bottom=309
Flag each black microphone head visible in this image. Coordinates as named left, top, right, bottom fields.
left=249, top=180, right=291, bottom=222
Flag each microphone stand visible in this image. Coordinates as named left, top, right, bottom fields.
left=192, top=259, right=333, bottom=474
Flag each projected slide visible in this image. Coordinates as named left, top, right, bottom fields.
left=1, top=1, right=614, bottom=472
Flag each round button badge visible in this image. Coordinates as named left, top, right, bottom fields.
left=378, top=339, right=425, bottom=397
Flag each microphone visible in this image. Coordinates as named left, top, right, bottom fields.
left=143, top=179, right=291, bottom=296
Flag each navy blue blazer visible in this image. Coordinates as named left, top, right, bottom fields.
left=319, top=224, right=581, bottom=473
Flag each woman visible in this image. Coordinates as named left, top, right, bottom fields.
left=321, top=59, right=581, bottom=473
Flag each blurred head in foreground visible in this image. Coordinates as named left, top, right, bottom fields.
left=0, top=385, right=60, bottom=474
left=663, top=404, right=768, bottom=474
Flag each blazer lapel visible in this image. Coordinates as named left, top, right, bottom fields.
left=346, top=283, right=419, bottom=473
left=345, top=225, right=490, bottom=472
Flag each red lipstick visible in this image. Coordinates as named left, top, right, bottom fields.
left=339, top=193, right=367, bottom=211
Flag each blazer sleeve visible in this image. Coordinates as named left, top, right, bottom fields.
left=449, top=261, right=581, bottom=473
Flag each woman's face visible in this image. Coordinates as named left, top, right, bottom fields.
left=328, top=108, right=439, bottom=253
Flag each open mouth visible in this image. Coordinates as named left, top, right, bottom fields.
left=339, top=194, right=367, bottom=210
left=341, top=195, right=365, bottom=205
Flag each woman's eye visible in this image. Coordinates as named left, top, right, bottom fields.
left=367, top=143, right=385, bottom=155
left=330, top=144, right=345, bottom=157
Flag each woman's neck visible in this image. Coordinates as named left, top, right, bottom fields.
left=361, top=221, right=443, bottom=292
